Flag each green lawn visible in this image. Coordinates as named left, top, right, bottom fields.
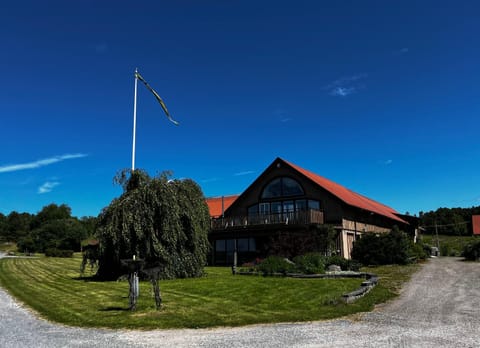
left=0, top=255, right=419, bottom=329
left=0, top=242, right=17, bottom=253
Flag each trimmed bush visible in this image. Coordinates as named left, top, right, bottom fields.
left=293, top=253, right=325, bottom=274
left=351, top=226, right=412, bottom=266
left=325, top=255, right=361, bottom=271
left=462, top=240, right=480, bottom=261
left=257, top=256, right=294, bottom=275
left=408, top=242, right=429, bottom=261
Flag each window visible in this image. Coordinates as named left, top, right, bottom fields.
left=215, top=240, right=225, bottom=252
left=296, top=199, right=307, bottom=211
left=283, top=201, right=294, bottom=213
left=238, top=238, right=249, bottom=252
left=282, top=177, right=304, bottom=196
left=261, top=178, right=282, bottom=198
left=271, top=202, right=282, bottom=214
left=308, top=200, right=320, bottom=210
left=261, top=177, right=304, bottom=199
left=259, top=202, right=270, bottom=215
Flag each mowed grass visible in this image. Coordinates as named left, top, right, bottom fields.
left=0, top=256, right=420, bottom=329
left=0, top=242, right=17, bottom=253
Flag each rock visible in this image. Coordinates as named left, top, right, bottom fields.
left=328, top=264, right=342, bottom=272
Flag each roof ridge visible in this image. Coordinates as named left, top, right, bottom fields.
left=281, top=158, right=407, bottom=224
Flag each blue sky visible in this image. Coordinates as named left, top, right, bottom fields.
left=1, top=1, right=479, bottom=218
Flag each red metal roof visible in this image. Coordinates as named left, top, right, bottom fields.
left=282, top=159, right=408, bottom=224
left=472, top=215, right=480, bottom=235
left=206, top=195, right=239, bottom=218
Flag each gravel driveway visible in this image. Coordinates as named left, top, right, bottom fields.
left=1, top=255, right=479, bottom=347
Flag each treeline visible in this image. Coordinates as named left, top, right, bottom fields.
left=419, top=206, right=480, bottom=236
left=0, top=203, right=96, bottom=253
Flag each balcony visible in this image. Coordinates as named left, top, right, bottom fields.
left=211, top=209, right=324, bottom=230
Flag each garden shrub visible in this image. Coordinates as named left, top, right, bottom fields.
left=45, top=248, right=74, bottom=258
left=462, top=240, right=480, bottom=261
left=408, top=242, right=429, bottom=261
left=351, top=226, right=412, bottom=265
left=440, top=244, right=451, bottom=257
left=257, top=256, right=294, bottom=275
left=293, top=253, right=325, bottom=274
left=324, top=255, right=362, bottom=272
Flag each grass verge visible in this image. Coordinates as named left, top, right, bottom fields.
left=0, top=242, right=17, bottom=253
left=0, top=256, right=420, bottom=329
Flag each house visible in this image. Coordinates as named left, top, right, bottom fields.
left=206, top=157, right=419, bottom=266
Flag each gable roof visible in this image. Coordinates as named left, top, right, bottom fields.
left=206, top=195, right=239, bottom=218
left=281, top=158, right=408, bottom=224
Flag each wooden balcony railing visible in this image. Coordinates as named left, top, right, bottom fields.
left=211, top=209, right=324, bottom=230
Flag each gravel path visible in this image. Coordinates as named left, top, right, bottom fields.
left=1, top=255, right=479, bottom=347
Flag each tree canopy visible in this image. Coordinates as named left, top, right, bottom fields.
left=15, top=203, right=89, bottom=253
left=95, top=170, right=211, bottom=280
left=420, top=206, right=480, bottom=236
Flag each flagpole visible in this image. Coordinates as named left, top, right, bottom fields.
left=131, top=68, right=138, bottom=171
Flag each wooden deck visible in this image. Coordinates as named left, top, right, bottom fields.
left=211, top=210, right=324, bottom=230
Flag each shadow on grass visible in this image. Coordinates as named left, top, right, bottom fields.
left=72, top=276, right=96, bottom=282
left=71, top=275, right=129, bottom=283
left=99, top=306, right=131, bottom=312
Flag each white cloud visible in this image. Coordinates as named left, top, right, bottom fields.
left=324, top=73, right=367, bottom=97
left=0, top=153, right=88, bottom=173
left=234, top=170, right=255, bottom=176
left=38, top=181, right=60, bottom=194
left=331, top=87, right=356, bottom=97
left=384, top=159, right=393, bottom=165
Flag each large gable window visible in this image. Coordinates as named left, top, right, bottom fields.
left=261, top=177, right=304, bottom=199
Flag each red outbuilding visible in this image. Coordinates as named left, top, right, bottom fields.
left=472, top=215, right=480, bottom=235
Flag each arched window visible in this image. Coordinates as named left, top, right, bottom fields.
left=261, top=177, right=304, bottom=199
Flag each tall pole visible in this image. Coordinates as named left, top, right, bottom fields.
left=131, top=68, right=139, bottom=171
left=435, top=220, right=440, bottom=255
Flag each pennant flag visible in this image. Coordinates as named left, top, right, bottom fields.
left=135, top=72, right=180, bottom=126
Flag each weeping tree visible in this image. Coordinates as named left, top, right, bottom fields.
left=95, top=169, right=210, bottom=280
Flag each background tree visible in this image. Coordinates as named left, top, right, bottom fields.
left=5, top=212, right=32, bottom=243
left=0, top=213, right=7, bottom=242
left=420, top=206, right=480, bottom=236
left=80, top=216, right=97, bottom=240
left=30, top=203, right=72, bottom=230
left=17, top=204, right=87, bottom=253
left=95, top=170, right=210, bottom=280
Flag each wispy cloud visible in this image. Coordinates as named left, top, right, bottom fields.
left=331, top=87, right=356, bottom=97
left=395, top=47, right=409, bottom=55
left=0, top=153, right=88, bottom=173
left=324, top=73, right=367, bottom=97
left=38, top=181, right=60, bottom=194
left=234, top=170, right=255, bottom=176
left=378, top=159, right=393, bottom=165
left=273, top=109, right=292, bottom=123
